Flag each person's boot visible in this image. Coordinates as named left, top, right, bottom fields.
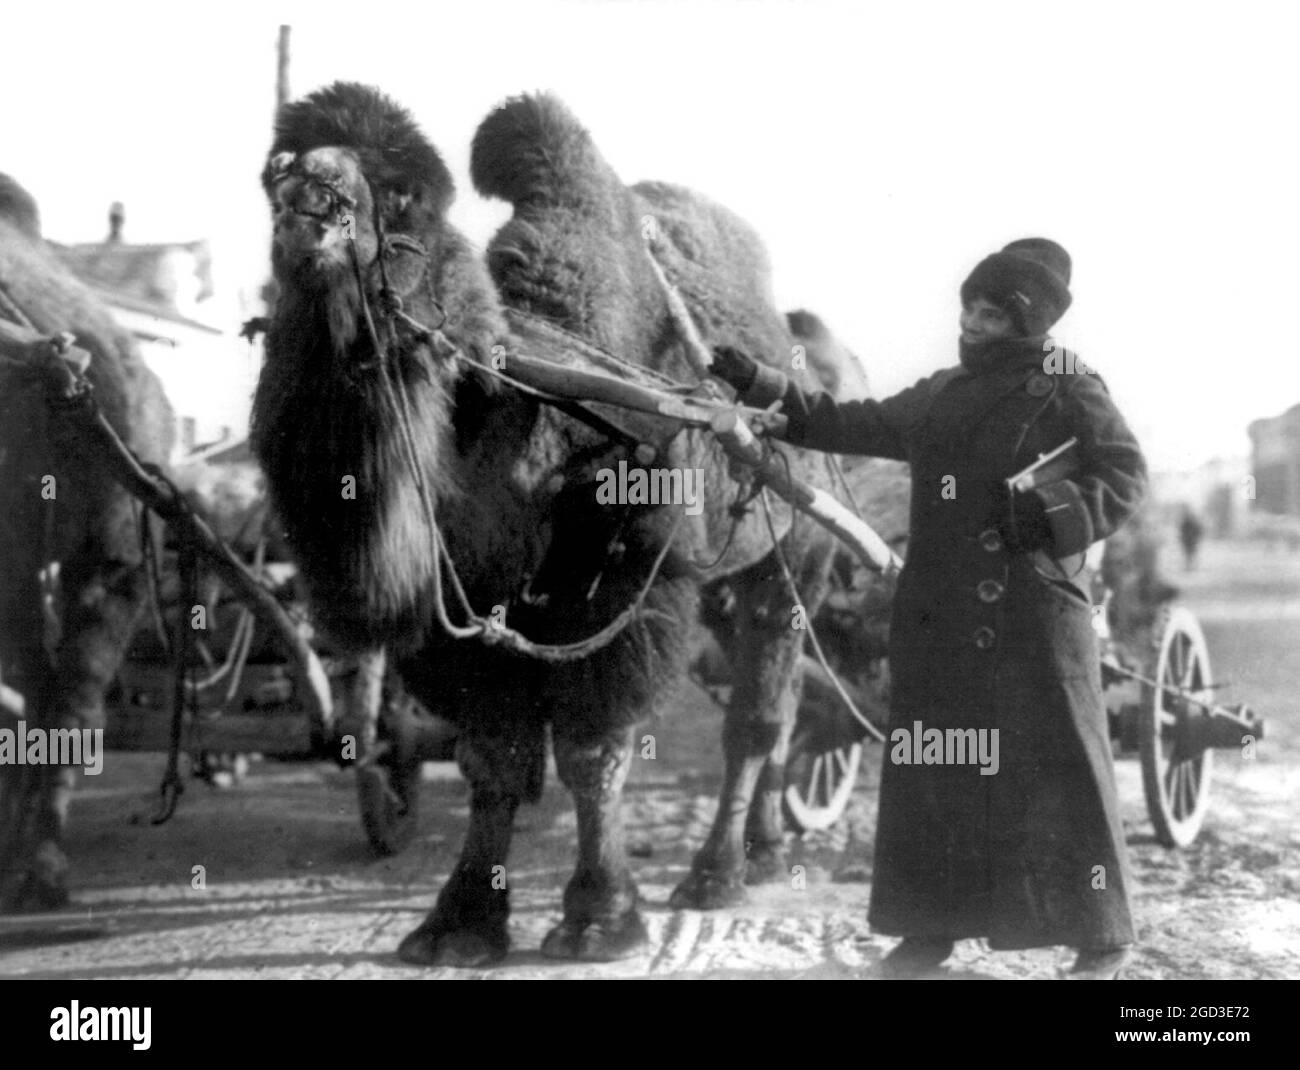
left=1061, top=945, right=1131, bottom=979
left=878, top=937, right=955, bottom=979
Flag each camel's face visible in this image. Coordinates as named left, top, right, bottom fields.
left=267, top=147, right=377, bottom=282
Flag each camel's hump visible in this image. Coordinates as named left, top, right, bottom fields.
left=471, top=93, right=620, bottom=208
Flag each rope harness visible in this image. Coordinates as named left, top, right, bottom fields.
left=339, top=180, right=683, bottom=662
left=327, top=176, right=887, bottom=744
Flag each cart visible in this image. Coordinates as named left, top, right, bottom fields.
left=104, top=541, right=457, bottom=853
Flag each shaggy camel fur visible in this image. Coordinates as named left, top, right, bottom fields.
left=253, top=83, right=838, bottom=964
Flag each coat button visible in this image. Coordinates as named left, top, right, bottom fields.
left=972, top=625, right=996, bottom=650
left=976, top=579, right=1005, bottom=603
left=978, top=528, right=1003, bottom=553
left=1026, top=372, right=1054, bottom=397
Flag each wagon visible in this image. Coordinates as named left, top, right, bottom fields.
left=103, top=540, right=458, bottom=851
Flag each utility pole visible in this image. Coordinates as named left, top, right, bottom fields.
left=276, top=25, right=291, bottom=111
left=260, top=25, right=292, bottom=313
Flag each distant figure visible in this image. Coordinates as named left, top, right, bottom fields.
left=1179, top=507, right=1205, bottom=571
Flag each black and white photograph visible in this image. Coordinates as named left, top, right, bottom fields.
left=0, top=0, right=1296, bottom=1009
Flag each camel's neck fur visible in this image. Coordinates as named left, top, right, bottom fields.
left=253, top=271, right=458, bottom=651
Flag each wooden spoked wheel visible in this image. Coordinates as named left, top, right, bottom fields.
left=1139, top=607, right=1214, bottom=847
left=782, top=726, right=863, bottom=833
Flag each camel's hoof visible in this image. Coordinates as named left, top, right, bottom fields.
left=669, top=869, right=747, bottom=910
left=540, top=910, right=649, bottom=962
left=396, top=918, right=508, bottom=968
left=743, top=844, right=788, bottom=885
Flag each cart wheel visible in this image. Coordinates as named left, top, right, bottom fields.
left=1139, top=606, right=1214, bottom=847
left=782, top=726, right=863, bottom=833
left=357, top=687, right=423, bottom=856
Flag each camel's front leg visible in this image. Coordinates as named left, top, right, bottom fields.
left=743, top=733, right=797, bottom=883
left=397, top=725, right=541, bottom=967
left=671, top=576, right=807, bottom=909
left=541, top=726, right=648, bottom=961
left=668, top=698, right=798, bottom=909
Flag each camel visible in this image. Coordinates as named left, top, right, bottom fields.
left=252, top=83, right=841, bottom=965
left=788, top=309, right=871, bottom=400
left=0, top=173, right=174, bottom=910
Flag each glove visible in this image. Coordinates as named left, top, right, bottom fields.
left=709, top=345, right=760, bottom=394
left=990, top=481, right=1054, bottom=554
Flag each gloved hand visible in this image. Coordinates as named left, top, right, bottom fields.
left=709, top=345, right=760, bottom=393
left=990, top=481, right=1054, bottom=554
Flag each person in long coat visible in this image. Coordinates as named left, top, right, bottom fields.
left=710, top=238, right=1147, bottom=979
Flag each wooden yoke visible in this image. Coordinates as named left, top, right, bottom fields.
left=656, top=239, right=902, bottom=576
left=710, top=409, right=903, bottom=577
left=491, top=248, right=906, bottom=577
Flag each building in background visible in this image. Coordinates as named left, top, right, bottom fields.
left=1248, top=403, right=1300, bottom=518
left=53, top=203, right=260, bottom=463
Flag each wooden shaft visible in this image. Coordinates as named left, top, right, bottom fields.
left=503, top=344, right=895, bottom=573
left=505, top=350, right=782, bottom=430
left=84, top=407, right=335, bottom=742
left=642, top=246, right=713, bottom=376
left=711, top=409, right=903, bottom=576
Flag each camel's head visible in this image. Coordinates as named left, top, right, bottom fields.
left=262, top=82, right=455, bottom=297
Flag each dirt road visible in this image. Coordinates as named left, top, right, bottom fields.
left=1, top=538, right=1296, bottom=980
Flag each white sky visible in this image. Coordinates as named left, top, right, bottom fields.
left=5, top=0, right=1298, bottom=472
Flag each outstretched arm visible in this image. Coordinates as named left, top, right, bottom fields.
left=711, top=346, right=927, bottom=461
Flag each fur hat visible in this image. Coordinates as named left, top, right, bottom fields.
left=960, top=237, right=1072, bottom=337
left=264, top=82, right=455, bottom=226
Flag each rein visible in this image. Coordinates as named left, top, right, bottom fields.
left=342, top=193, right=681, bottom=663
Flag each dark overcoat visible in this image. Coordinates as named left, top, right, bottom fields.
left=741, top=336, right=1147, bottom=949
